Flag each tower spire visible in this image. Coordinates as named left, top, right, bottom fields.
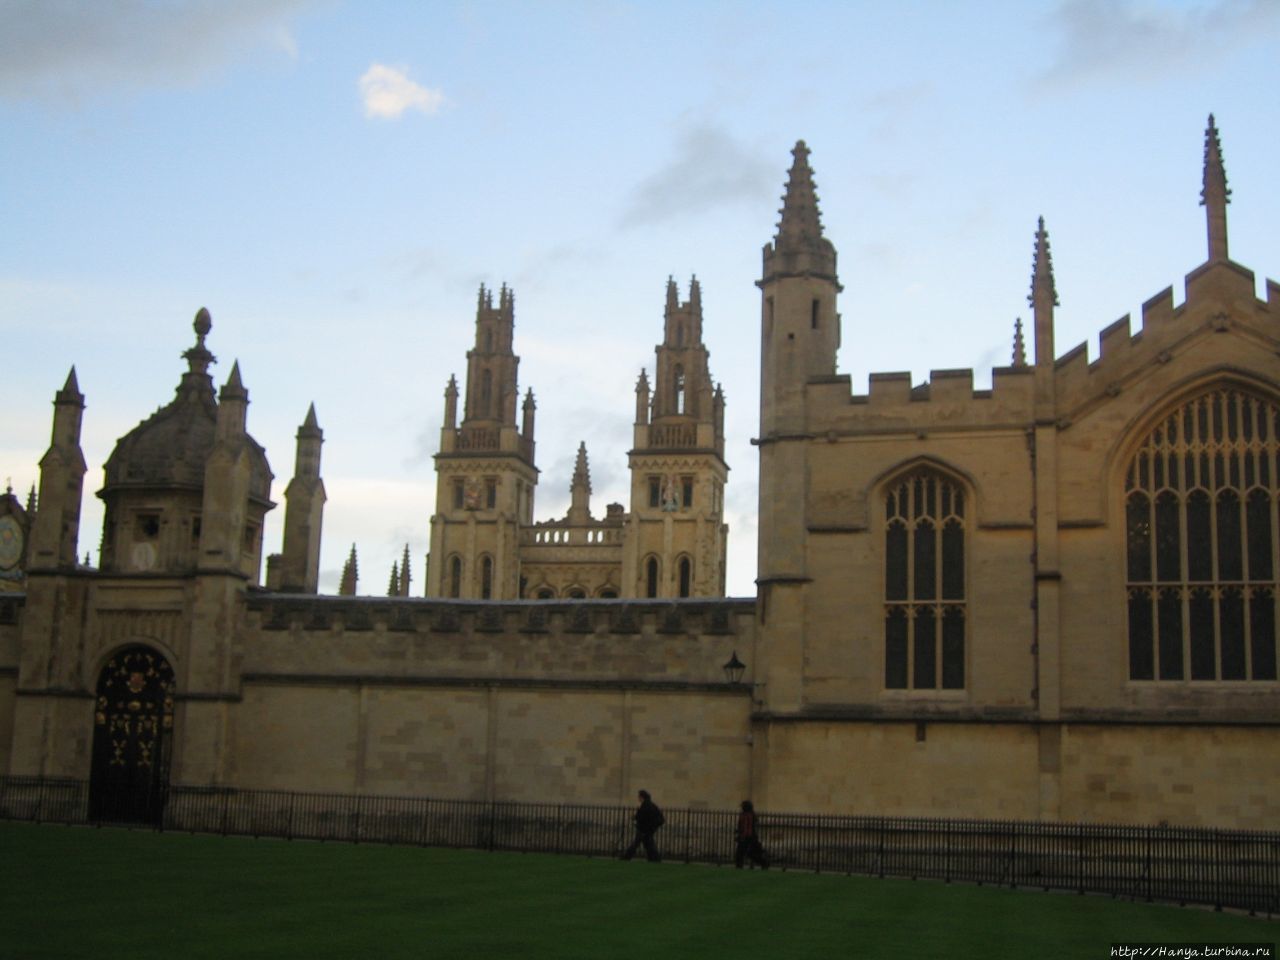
left=568, top=441, right=592, bottom=523
left=1201, top=113, right=1231, bottom=263
left=775, top=140, right=826, bottom=249
left=1029, top=217, right=1058, bottom=368
left=339, top=544, right=358, bottom=596
left=400, top=543, right=412, bottom=596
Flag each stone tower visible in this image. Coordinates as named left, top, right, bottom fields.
left=756, top=141, right=842, bottom=709
left=625, top=276, right=729, bottom=597
left=27, top=368, right=87, bottom=572
left=268, top=404, right=326, bottom=593
left=428, top=284, right=538, bottom=598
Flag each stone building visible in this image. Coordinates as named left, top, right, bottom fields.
left=428, top=278, right=729, bottom=601
left=0, top=117, right=1275, bottom=830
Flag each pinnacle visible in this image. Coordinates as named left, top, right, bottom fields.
left=1012, top=317, right=1028, bottom=367
left=221, top=360, right=248, bottom=401
left=775, top=139, right=825, bottom=248
left=572, top=441, right=592, bottom=494
left=1028, top=217, right=1059, bottom=308
left=303, top=402, right=319, bottom=429
left=56, top=365, right=84, bottom=405
left=1201, top=113, right=1230, bottom=206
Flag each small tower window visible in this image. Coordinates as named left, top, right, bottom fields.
left=646, top=557, right=660, bottom=599
left=674, top=365, right=685, bottom=415
left=485, top=478, right=497, bottom=509
left=648, top=476, right=661, bottom=508
left=811, top=297, right=820, bottom=329
left=481, top=556, right=494, bottom=600
left=480, top=369, right=493, bottom=417
left=677, top=322, right=685, bottom=347
left=678, top=556, right=692, bottom=598
left=452, top=478, right=465, bottom=510
left=448, top=555, right=462, bottom=598
left=681, top=476, right=694, bottom=508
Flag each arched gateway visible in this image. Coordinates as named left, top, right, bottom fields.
left=89, top=646, right=176, bottom=824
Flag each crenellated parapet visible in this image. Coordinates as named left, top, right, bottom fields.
left=1053, top=260, right=1280, bottom=419
left=808, top=363, right=1036, bottom=437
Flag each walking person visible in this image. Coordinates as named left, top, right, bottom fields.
left=622, top=789, right=664, bottom=862
left=734, top=800, right=769, bottom=869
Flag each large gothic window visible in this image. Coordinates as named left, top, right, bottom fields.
left=884, top=471, right=966, bottom=690
left=1125, top=388, right=1280, bottom=681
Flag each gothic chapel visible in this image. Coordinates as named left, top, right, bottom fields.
left=1, top=118, right=1276, bottom=830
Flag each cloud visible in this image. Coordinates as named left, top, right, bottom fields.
left=358, top=64, right=445, bottom=120
left=0, top=0, right=310, bottom=103
left=620, top=124, right=776, bottom=228
left=1041, top=0, right=1280, bottom=86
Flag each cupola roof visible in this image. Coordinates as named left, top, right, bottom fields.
left=101, top=309, right=272, bottom=503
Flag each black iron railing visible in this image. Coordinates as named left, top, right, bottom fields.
left=2, top=776, right=1276, bottom=916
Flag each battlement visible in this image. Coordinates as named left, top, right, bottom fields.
left=810, top=363, right=1034, bottom=434
left=1055, top=261, right=1279, bottom=409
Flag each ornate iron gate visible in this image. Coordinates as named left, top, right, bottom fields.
left=89, top=646, right=175, bottom=824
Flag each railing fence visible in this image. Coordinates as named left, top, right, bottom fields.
left=2, top=776, right=1275, bottom=916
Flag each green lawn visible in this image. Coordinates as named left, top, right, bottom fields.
left=1, top=822, right=1273, bottom=959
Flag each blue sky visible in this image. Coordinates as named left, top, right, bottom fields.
left=2, top=0, right=1278, bottom=596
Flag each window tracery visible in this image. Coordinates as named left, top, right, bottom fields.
left=884, top=470, right=966, bottom=689
left=1125, top=388, right=1279, bottom=681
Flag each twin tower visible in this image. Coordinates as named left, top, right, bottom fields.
left=428, top=279, right=729, bottom=600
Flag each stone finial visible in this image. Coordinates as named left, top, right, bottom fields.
left=388, top=560, right=400, bottom=597
left=1201, top=114, right=1231, bottom=262
left=665, top=276, right=679, bottom=314
left=183, top=308, right=216, bottom=376
left=26, top=484, right=36, bottom=514
left=400, top=543, right=412, bottom=596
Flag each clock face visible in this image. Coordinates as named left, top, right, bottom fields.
left=0, top=516, right=23, bottom=570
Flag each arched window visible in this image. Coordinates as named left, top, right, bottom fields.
left=678, top=556, right=692, bottom=598
left=480, top=556, right=494, bottom=600
left=645, top=556, right=660, bottom=599
left=884, top=470, right=965, bottom=689
left=536, top=586, right=555, bottom=600
left=1125, top=388, right=1279, bottom=681
left=448, top=555, right=462, bottom=598
left=674, top=365, right=685, bottom=415
left=567, top=587, right=586, bottom=599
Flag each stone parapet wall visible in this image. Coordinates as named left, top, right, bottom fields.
left=242, top=595, right=756, bottom=685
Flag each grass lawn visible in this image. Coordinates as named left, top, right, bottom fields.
left=1, top=822, right=1273, bottom=959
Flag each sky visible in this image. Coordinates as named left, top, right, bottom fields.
left=2, top=0, right=1278, bottom=597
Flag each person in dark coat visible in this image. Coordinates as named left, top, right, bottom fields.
left=735, top=800, right=769, bottom=869
left=622, top=789, right=664, bottom=861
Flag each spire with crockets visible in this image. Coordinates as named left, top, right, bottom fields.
left=1201, top=113, right=1231, bottom=263
left=1029, top=217, right=1058, bottom=369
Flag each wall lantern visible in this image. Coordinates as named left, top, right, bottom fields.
left=722, top=650, right=746, bottom=685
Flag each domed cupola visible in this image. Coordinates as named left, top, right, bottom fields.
left=98, top=309, right=274, bottom=579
